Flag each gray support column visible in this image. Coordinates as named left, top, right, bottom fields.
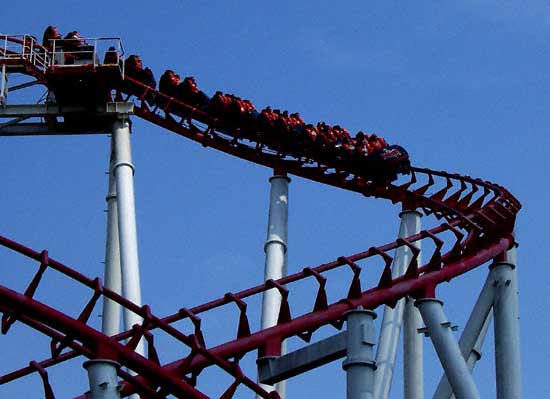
left=404, top=297, right=424, bottom=399
left=112, top=119, right=143, bottom=399
left=491, top=246, right=522, bottom=399
left=258, top=173, right=290, bottom=398
left=416, top=298, right=480, bottom=399
left=375, top=209, right=422, bottom=399
left=401, top=210, right=424, bottom=399
left=434, top=313, right=492, bottom=399
left=466, top=310, right=492, bottom=371
left=112, top=118, right=143, bottom=346
left=102, top=149, right=122, bottom=336
left=434, top=272, right=495, bottom=398
left=342, top=308, right=377, bottom=399
left=0, top=64, right=7, bottom=107
left=83, top=359, right=121, bottom=399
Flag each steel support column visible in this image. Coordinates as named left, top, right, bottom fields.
left=375, top=209, right=422, bottom=399
left=404, top=297, right=424, bottom=399
left=433, top=315, right=492, bottom=399
left=342, top=308, right=377, bottom=399
left=112, top=118, right=143, bottom=399
left=434, top=272, right=495, bottom=398
left=491, top=246, right=522, bottom=399
left=465, top=310, right=492, bottom=371
left=258, top=173, right=290, bottom=398
left=83, top=359, right=121, bottom=399
left=101, top=149, right=121, bottom=336
left=0, top=64, right=7, bottom=107
left=416, top=298, right=480, bottom=399
left=112, top=119, right=144, bottom=355
left=403, top=209, right=424, bottom=399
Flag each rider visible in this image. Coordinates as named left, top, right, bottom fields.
left=42, top=26, right=62, bottom=51
left=124, top=55, right=156, bottom=88
left=62, top=31, right=87, bottom=62
left=103, top=46, right=120, bottom=66
left=159, top=70, right=180, bottom=98
left=177, top=76, right=209, bottom=110
left=353, top=131, right=368, bottom=156
left=124, top=54, right=142, bottom=76
left=368, top=134, right=387, bottom=152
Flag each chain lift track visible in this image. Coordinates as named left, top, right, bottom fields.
left=0, top=35, right=521, bottom=398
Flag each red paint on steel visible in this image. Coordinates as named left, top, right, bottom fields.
left=0, top=284, right=210, bottom=399
left=0, top=35, right=521, bottom=398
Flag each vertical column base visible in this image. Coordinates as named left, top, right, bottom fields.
left=83, top=359, right=121, bottom=399
left=343, top=308, right=377, bottom=399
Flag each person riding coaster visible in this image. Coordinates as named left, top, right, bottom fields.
left=158, top=69, right=180, bottom=110
left=103, top=46, right=121, bottom=66
left=122, top=55, right=156, bottom=104
left=62, top=31, right=94, bottom=63
left=42, top=25, right=62, bottom=51
left=175, top=76, right=209, bottom=112
left=37, top=25, right=409, bottom=182
left=97, top=37, right=410, bottom=181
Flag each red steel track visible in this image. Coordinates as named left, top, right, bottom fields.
left=0, top=36, right=520, bottom=398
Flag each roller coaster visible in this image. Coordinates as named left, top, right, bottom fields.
left=0, top=33, right=521, bottom=398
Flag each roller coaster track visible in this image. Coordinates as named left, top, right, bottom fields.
left=0, top=35, right=520, bottom=398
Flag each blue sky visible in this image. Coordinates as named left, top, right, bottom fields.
left=1, top=1, right=548, bottom=398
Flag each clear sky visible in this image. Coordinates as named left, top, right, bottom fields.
left=1, top=1, right=548, bottom=398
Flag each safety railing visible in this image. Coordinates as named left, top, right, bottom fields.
left=0, top=34, right=50, bottom=69
left=49, top=37, right=124, bottom=73
left=0, top=34, right=124, bottom=75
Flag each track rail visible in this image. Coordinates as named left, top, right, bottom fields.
left=0, top=35, right=520, bottom=398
